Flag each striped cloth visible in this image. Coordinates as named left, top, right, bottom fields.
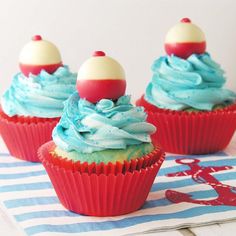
left=1, top=136, right=236, bottom=236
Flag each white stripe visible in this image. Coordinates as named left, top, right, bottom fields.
left=0, top=189, right=55, bottom=201
left=8, top=204, right=63, bottom=215
left=0, top=154, right=39, bottom=163
left=0, top=165, right=44, bottom=174
left=8, top=204, right=64, bottom=215
left=0, top=157, right=23, bottom=163
left=0, top=175, right=49, bottom=186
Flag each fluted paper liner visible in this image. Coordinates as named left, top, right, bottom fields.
left=0, top=109, right=59, bottom=162
left=38, top=141, right=165, bottom=216
left=41, top=141, right=162, bottom=175
left=137, top=95, right=236, bottom=154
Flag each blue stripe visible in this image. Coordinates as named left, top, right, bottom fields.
left=0, top=162, right=40, bottom=168
left=166, top=151, right=227, bottom=161
left=24, top=205, right=236, bottom=235
left=0, top=170, right=46, bottom=179
left=0, top=153, right=10, bottom=156
left=152, top=171, right=236, bottom=192
left=4, top=197, right=59, bottom=208
left=158, top=157, right=236, bottom=176
left=0, top=182, right=52, bottom=193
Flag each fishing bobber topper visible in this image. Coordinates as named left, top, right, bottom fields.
left=77, top=51, right=126, bottom=103
left=165, top=18, right=206, bottom=59
left=19, top=35, right=62, bottom=76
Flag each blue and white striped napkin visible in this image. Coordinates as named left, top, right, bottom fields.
left=1, top=136, right=236, bottom=236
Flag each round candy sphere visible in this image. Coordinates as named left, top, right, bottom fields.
left=165, top=18, right=206, bottom=59
left=76, top=51, right=126, bottom=103
left=19, top=35, right=62, bottom=76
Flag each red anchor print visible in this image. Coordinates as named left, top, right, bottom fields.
left=165, top=158, right=236, bottom=206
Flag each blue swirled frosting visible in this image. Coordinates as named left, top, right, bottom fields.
left=145, top=53, right=236, bottom=110
left=1, top=66, right=77, bottom=118
left=53, top=92, right=156, bottom=153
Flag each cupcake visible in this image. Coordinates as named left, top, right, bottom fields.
left=0, top=35, right=77, bottom=162
left=137, top=18, right=236, bottom=154
left=39, top=51, right=165, bottom=216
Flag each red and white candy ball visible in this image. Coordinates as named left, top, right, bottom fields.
left=77, top=51, right=126, bottom=103
left=165, top=18, right=206, bottom=59
left=19, top=35, right=62, bottom=76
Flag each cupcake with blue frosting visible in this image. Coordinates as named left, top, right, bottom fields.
left=39, top=51, right=165, bottom=216
left=0, top=35, right=76, bottom=162
left=137, top=18, right=236, bottom=154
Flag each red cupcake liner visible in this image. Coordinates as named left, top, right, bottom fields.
left=38, top=141, right=165, bottom=216
left=0, top=109, right=59, bottom=162
left=137, top=95, right=236, bottom=155
left=40, top=141, right=163, bottom=175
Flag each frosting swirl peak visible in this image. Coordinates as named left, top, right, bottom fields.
left=145, top=53, right=236, bottom=110
left=53, top=92, right=156, bottom=153
left=1, top=66, right=77, bottom=118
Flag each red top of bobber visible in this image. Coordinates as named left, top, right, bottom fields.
left=181, top=18, right=191, bottom=23
left=93, top=51, right=106, bottom=57
left=32, top=35, right=42, bottom=41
